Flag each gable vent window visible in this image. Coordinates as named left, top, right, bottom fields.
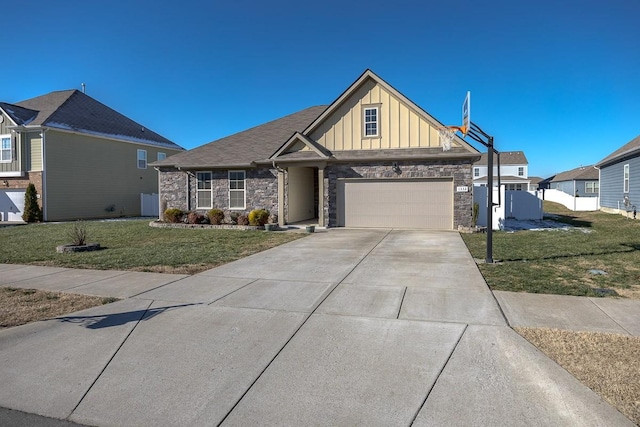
left=137, top=149, right=147, bottom=169
left=157, top=152, right=166, bottom=161
left=518, top=167, right=524, bottom=176
left=363, top=107, right=379, bottom=137
left=474, top=168, right=479, bottom=177
left=0, top=135, right=12, bottom=162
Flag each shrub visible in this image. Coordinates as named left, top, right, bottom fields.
left=164, top=208, right=184, bottom=223
left=187, top=211, right=206, bottom=224
left=208, top=208, right=225, bottom=225
left=248, top=209, right=270, bottom=226
left=68, top=221, right=88, bottom=246
left=22, top=183, right=43, bottom=222
left=472, top=202, right=480, bottom=227
left=237, top=215, right=249, bottom=226
left=229, top=212, right=240, bottom=225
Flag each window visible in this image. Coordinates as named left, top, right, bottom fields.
left=363, top=107, right=378, bottom=137
left=137, top=149, right=147, bottom=169
left=0, top=135, right=11, bottom=162
left=474, top=168, right=480, bottom=177
left=196, top=172, right=212, bottom=209
left=229, top=170, right=246, bottom=209
left=157, top=152, right=166, bottom=161
left=585, top=181, right=599, bottom=194
left=518, top=167, right=524, bottom=176
left=624, top=164, right=630, bottom=193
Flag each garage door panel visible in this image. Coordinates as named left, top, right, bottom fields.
left=339, top=179, right=452, bottom=229
left=0, top=189, right=25, bottom=221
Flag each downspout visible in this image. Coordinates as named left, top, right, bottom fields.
left=41, top=128, right=48, bottom=221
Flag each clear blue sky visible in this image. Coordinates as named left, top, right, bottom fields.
left=4, top=0, right=639, bottom=178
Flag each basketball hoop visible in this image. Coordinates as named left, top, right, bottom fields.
left=438, top=126, right=459, bottom=151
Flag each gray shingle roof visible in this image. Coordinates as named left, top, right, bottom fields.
left=4, top=90, right=182, bottom=150
left=551, top=165, right=598, bottom=182
left=0, top=103, right=38, bottom=125
left=596, top=134, right=640, bottom=168
left=155, top=105, right=328, bottom=168
left=474, top=151, right=528, bottom=166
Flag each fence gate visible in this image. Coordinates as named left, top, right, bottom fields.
left=141, top=193, right=159, bottom=217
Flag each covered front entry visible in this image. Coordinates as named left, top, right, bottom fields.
left=337, top=178, right=453, bottom=229
left=287, top=167, right=320, bottom=223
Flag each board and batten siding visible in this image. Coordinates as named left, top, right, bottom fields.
left=44, top=130, right=180, bottom=221
left=0, top=119, right=22, bottom=173
left=310, top=79, right=441, bottom=151
left=600, top=156, right=640, bottom=209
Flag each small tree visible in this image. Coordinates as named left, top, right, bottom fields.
left=22, top=183, right=43, bottom=222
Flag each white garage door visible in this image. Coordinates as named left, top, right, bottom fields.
left=337, top=179, right=453, bottom=229
left=0, top=189, right=25, bottom=221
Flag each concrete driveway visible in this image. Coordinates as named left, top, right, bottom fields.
left=0, top=229, right=634, bottom=426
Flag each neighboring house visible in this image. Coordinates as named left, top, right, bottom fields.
left=0, top=90, right=183, bottom=221
left=596, top=134, right=640, bottom=214
left=154, top=69, right=481, bottom=229
left=549, top=165, right=599, bottom=197
left=528, top=176, right=544, bottom=191
left=537, top=175, right=554, bottom=190
left=473, top=151, right=530, bottom=191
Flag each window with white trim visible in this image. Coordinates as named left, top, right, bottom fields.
left=157, top=152, right=166, bottom=161
left=137, top=149, right=147, bottom=169
left=363, top=107, right=378, bottom=137
left=0, top=135, right=12, bottom=162
left=474, top=168, right=479, bottom=177
left=585, top=181, right=599, bottom=194
left=518, top=167, right=524, bottom=176
left=624, top=164, right=630, bottom=193
left=229, top=170, right=246, bottom=209
left=196, top=172, right=212, bottom=209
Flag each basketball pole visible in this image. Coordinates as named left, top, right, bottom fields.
left=466, top=122, right=498, bottom=264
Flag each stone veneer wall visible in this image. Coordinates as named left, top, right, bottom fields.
left=324, top=160, right=474, bottom=228
left=159, top=167, right=278, bottom=219
left=158, top=168, right=189, bottom=212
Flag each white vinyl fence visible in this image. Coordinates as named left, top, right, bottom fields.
left=541, top=189, right=599, bottom=211
left=140, top=193, right=159, bottom=217
left=474, top=186, right=543, bottom=230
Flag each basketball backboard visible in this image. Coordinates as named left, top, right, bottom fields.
left=461, top=91, right=470, bottom=137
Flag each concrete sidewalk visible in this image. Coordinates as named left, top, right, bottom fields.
left=0, top=230, right=636, bottom=426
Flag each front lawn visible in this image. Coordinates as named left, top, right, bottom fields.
left=462, top=202, right=640, bottom=299
left=0, top=220, right=304, bottom=274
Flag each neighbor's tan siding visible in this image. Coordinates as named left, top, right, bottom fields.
left=311, top=79, right=442, bottom=151
left=44, top=130, right=181, bottom=221
left=27, top=133, right=42, bottom=171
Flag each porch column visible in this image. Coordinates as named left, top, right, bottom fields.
left=318, top=167, right=325, bottom=227
left=278, top=169, right=285, bottom=227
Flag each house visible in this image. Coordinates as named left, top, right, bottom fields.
left=473, top=151, right=530, bottom=191
left=596, top=134, right=640, bottom=214
left=549, top=165, right=599, bottom=198
left=154, top=69, right=481, bottom=229
left=0, top=90, right=183, bottom=221
left=528, top=176, right=545, bottom=191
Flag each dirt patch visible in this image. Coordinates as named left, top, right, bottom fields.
left=516, top=327, right=640, bottom=425
left=0, top=287, right=118, bottom=329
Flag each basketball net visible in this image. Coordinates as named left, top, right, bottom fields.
left=438, top=127, right=455, bottom=152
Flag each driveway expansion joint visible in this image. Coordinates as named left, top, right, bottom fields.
left=66, top=299, right=155, bottom=421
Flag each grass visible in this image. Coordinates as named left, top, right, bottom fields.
left=461, top=202, right=640, bottom=299
left=0, top=220, right=304, bottom=275
left=517, top=327, right=640, bottom=425
left=0, top=287, right=117, bottom=329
